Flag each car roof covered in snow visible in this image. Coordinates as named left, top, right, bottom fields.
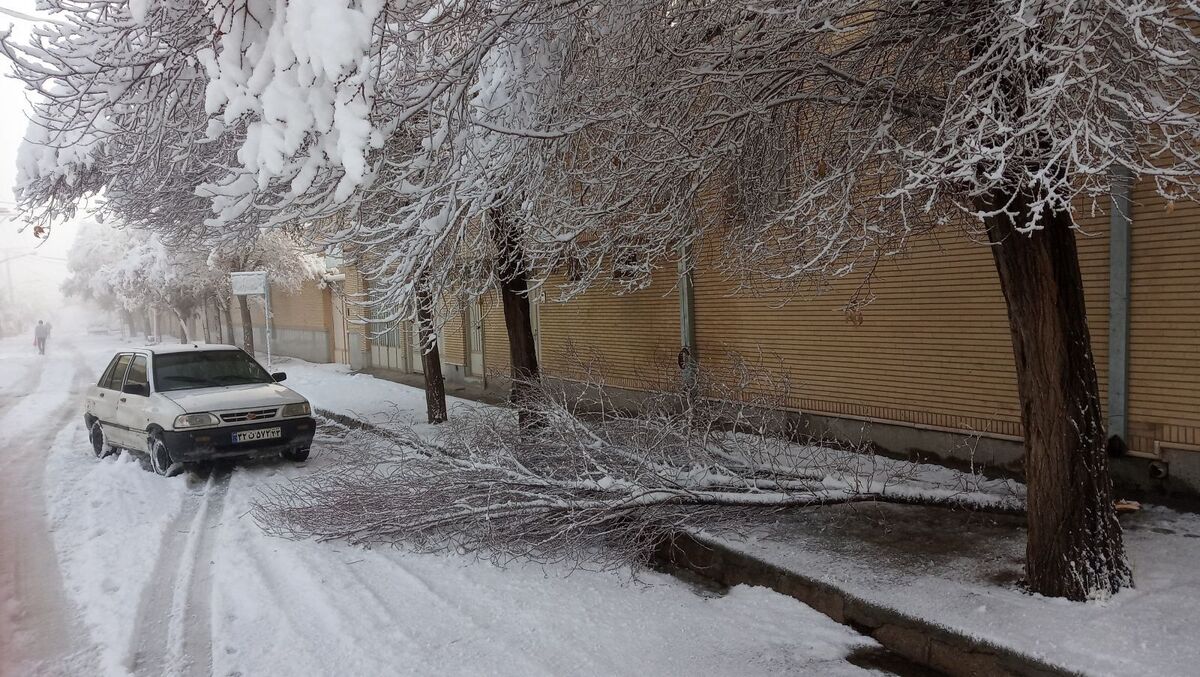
left=127, top=344, right=244, bottom=355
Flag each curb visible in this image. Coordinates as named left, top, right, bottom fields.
left=315, top=408, right=386, bottom=434
left=656, top=532, right=1079, bottom=677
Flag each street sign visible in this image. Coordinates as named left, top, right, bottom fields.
left=230, top=271, right=273, bottom=368
left=231, top=271, right=268, bottom=296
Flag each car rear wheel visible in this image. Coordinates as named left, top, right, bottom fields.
left=88, top=419, right=114, bottom=459
left=282, top=448, right=310, bottom=462
left=149, top=437, right=182, bottom=477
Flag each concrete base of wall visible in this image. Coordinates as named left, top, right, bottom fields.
left=792, top=411, right=1026, bottom=472
left=244, top=327, right=331, bottom=364
left=348, top=334, right=367, bottom=371
left=1110, top=453, right=1200, bottom=510
left=442, top=362, right=469, bottom=388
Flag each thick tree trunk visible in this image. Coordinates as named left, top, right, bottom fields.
left=979, top=189, right=1131, bottom=601
left=237, top=295, right=255, bottom=354
left=489, top=208, right=540, bottom=427
left=416, top=284, right=448, bottom=424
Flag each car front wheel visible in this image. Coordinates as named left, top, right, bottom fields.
left=88, top=419, right=114, bottom=459
left=282, top=448, right=310, bottom=462
left=149, top=436, right=182, bottom=477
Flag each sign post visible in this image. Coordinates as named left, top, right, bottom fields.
left=230, top=271, right=272, bottom=368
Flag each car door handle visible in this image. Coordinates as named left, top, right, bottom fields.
left=120, top=397, right=127, bottom=403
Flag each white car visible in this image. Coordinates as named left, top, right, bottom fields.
left=83, top=344, right=316, bottom=476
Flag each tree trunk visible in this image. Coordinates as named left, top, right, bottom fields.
left=172, top=308, right=189, bottom=344
left=979, top=189, right=1131, bottom=601
left=214, top=298, right=225, bottom=343
left=489, top=207, right=540, bottom=427
left=237, top=294, right=255, bottom=354
left=202, top=302, right=213, bottom=344
left=121, top=308, right=135, bottom=339
left=222, top=301, right=235, bottom=346
left=416, top=284, right=448, bottom=424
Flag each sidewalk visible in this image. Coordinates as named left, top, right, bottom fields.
left=662, top=503, right=1200, bottom=677
left=277, top=356, right=1200, bottom=677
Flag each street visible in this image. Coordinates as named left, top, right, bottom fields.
left=0, top=334, right=886, bottom=677
left=0, top=339, right=98, bottom=675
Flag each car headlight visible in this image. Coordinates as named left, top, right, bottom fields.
left=281, top=402, right=311, bottom=418
left=174, top=412, right=220, bottom=429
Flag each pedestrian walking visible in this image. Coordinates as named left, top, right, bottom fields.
left=33, top=320, right=49, bottom=355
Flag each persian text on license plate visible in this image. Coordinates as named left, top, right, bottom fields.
left=232, top=427, right=282, bottom=444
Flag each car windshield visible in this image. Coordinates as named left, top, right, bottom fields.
left=153, top=350, right=273, bottom=392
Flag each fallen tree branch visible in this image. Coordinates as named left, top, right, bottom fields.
left=256, top=355, right=1023, bottom=570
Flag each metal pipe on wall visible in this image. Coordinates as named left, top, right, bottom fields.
left=1107, top=164, right=1133, bottom=452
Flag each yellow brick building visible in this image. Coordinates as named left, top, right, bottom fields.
left=256, top=177, right=1199, bottom=491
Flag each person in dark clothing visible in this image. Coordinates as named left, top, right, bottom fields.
left=34, top=320, right=49, bottom=355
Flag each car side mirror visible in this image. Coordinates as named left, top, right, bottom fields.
left=123, top=382, right=149, bottom=397
left=271, top=372, right=287, bottom=382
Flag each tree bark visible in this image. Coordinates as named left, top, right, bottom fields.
left=201, top=303, right=212, bottom=344
left=172, top=308, right=189, bottom=344
left=237, top=294, right=255, bottom=354
left=978, top=189, right=1131, bottom=601
left=415, top=284, right=448, bottom=424
left=222, top=300, right=235, bottom=346
left=489, top=207, right=540, bottom=427
left=213, top=298, right=224, bottom=343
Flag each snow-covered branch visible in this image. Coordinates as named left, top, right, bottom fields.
left=255, top=357, right=1022, bottom=569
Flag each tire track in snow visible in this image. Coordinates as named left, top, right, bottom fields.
left=129, top=467, right=231, bottom=677
left=0, top=345, right=101, bottom=677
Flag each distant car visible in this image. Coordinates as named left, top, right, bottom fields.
left=86, top=323, right=114, bottom=335
left=83, top=344, right=315, bottom=476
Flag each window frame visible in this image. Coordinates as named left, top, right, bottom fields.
left=124, top=354, right=150, bottom=396
left=101, top=354, right=133, bottom=391
left=150, top=349, right=273, bottom=393
left=97, top=355, right=121, bottom=389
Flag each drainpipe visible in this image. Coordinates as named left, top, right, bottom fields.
left=1107, top=164, right=1132, bottom=454
left=677, top=241, right=698, bottom=397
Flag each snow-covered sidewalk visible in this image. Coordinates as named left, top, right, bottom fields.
left=695, top=502, right=1200, bottom=677
left=44, top=348, right=886, bottom=676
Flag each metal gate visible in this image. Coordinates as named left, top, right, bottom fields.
left=467, top=300, right=484, bottom=377
left=409, top=321, right=424, bottom=374
left=370, top=320, right=407, bottom=372
left=330, top=294, right=350, bottom=365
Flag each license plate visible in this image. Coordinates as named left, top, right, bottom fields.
left=231, top=427, right=282, bottom=444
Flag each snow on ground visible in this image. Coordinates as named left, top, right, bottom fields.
left=210, top=458, right=876, bottom=677
left=254, top=355, right=1200, bottom=676
left=277, top=355, right=485, bottom=426
left=41, top=341, right=883, bottom=676
left=46, top=430, right=188, bottom=676
left=708, top=502, right=1200, bottom=677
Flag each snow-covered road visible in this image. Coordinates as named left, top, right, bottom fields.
left=0, top=337, right=100, bottom=676
left=1, top=335, right=887, bottom=677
